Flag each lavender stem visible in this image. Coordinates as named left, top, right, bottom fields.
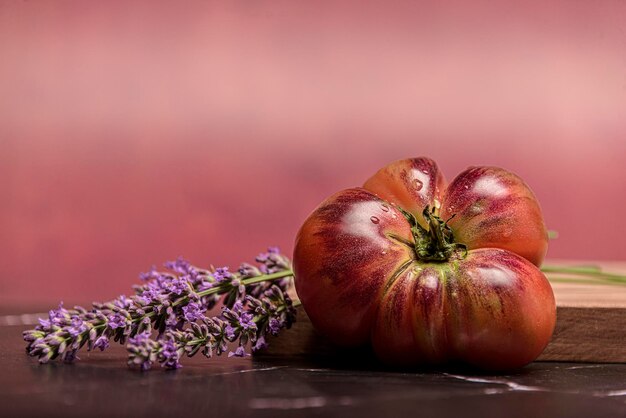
left=24, top=247, right=297, bottom=369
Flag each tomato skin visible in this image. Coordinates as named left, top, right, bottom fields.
left=442, top=166, right=548, bottom=266
left=363, top=157, right=446, bottom=228
left=370, top=249, right=555, bottom=370
left=294, top=158, right=556, bottom=370
left=364, top=158, right=548, bottom=266
left=293, top=188, right=415, bottom=346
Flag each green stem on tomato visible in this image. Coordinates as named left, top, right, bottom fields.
left=397, top=205, right=467, bottom=262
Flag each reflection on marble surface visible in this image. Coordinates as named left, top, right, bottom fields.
left=2, top=324, right=625, bottom=418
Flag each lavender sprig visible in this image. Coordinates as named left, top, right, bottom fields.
left=127, top=284, right=297, bottom=369
left=24, top=248, right=297, bottom=370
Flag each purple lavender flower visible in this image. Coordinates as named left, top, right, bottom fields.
left=25, top=247, right=296, bottom=371
left=221, top=300, right=258, bottom=348
left=135, top=294, right=153, bottom=305
left=48, top=302, right=68, bottom=326
left=114, top=295, right=133, bottom=309
left=182, top=301, right=205, bottom=322
left=159, top=337, right=182, bottom=369
left=164, top=257, right=192, bottom=275
left=228, top=346, right=249, bottom=358
left=205, top=317, right=230, bottom=356
left=146, top=278, right=164, bottom=291
left=213, top=267, right=231, bottom=283
left=139, top=286, right=163, bottom=304
left=127, top=332, right=157, bottom=371
left=139, top=266, right=160, bottom=281
left=62, top=349, right=79, bottom=363
left=108, top=313, right=127, bottom=330
left=268, top=318, right=282, bottom=336
left=239, top=311, right=255, bottom=330
left=197, top=280, right=214, bottom=292
left=256, top=247, right=291, bottom=275
left=167, top=278, right=189, bottom=295
left=37, top=317, right=52, bottom=329
left=252, top=335, right=268, bottom=352
left=165, top=310, right=181, bottom=330
left=93, top=336, right=110, bottom=351
left=256, top=247, right=278, bottom=262
left=232, top=300, right=244, bottom=313
left=67, top=317, right=88, bottom=337
left=128, top=331, right=151, bottom=346
left=238, top=263, right=262, bottom=278
left=224, top=325, right=236, bottom=340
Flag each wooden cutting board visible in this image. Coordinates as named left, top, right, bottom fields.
left=265, top=261, right=626, bottom=363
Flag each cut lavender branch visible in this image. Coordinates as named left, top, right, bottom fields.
left=139, top=284, right=300, bottom=369
left=24, top=248, right=296, bottom=370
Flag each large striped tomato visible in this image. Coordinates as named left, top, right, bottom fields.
left=293, top=157, right=555, bottom=370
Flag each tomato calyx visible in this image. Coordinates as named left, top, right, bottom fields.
left=398, top=205, right=467, bottom=262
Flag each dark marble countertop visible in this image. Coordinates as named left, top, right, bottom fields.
left=2, top=322, right=625, bottom=418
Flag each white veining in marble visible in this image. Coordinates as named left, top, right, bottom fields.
left=565, top=364, right=605, bottom=370
left=249, top=395, right=356, bottom=409
left=295, top=368, right=333, bottom=372
left=443, top=373, right=545, bottom=392
left=594, top=390, right=626, bottom=397
left=249, top=396, right=328, bottom=409
left=211, top=366, right=288, bottom=376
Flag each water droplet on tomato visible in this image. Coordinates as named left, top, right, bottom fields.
left=370, top=216, right=380, bottom=224
left=503, top=228, right=512, bottom=237
left=381, top=250, right=387, bottom=255
left=381, top=204, right=390, bottom=212
left=470, top=202, right=484, bottom=215
left=412, top=179, right=423, bottom=191
left=421, top=169, right=429, bottom=174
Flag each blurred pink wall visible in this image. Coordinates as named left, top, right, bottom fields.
left=1, top=1, right=625, bottom=305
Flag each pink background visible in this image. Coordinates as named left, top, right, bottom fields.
left=1, top=1, right=625, bottom=306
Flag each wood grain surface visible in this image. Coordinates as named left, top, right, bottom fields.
left=265, top=261, right=626, bottom=363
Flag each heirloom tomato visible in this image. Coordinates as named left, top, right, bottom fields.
left=293, top=157, right=555, bottom=370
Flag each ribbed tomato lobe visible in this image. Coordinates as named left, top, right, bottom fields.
left=293, top=188, right=415, bottom=346
left=294, top=158, right=555, bottom=370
